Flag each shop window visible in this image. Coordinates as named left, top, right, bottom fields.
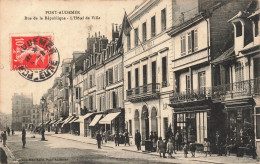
left=196, top=112, right=207, bottom=143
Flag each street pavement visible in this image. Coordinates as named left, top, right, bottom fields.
left=0, top=131, right=258, bottom=164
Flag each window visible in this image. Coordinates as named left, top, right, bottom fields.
left=106, top=69, right=113, bottom=85
left=186, top=75, right=191, bottom=93
left=128, top=71, right=131, bottom=89
left=181, top=35, right=186, bottom=55
left=127, top=34, right=131, bottom=51
left=188, top=30, right=198, bottom=53
left=235, top=21, right=242, bottom=37
left=196, top=112, right=207, bottom=143
left=161, top=8, right=166, bottom=31
left=198, top=71, right=206, bottom=94
left=235, top=62, right=244, bottom=82
left=152, top=61, right=156, bottom=84
left=256, top=107, right=260, bottom=139
left=162, top=57, right=167, bottom=87
left=134, top=28, right=139, bottom=47
left=142, top=22, right=147, bottom=42
left=135, top=68, right=139, bottom=87
left=89, top=74, right=93, bottom=88
left=112, top=91, right=117, bottom=108
left=151, top=16, right=156, bottom=37
left=143, top=65, right=147, bottom=85
left=89, top=95, right=93, bottom=110
left=114, top=65, right=118, bottom=82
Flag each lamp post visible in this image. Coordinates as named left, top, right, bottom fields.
left=40, top=96, right=46, bottom=141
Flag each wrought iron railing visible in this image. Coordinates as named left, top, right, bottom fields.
left=169, top=78, right=260, bottom=104
left=212, top=77, right=260, bottom=100
left=126, top=83, right=160, bottom=101
left=170, top=87, right=211, bottom=104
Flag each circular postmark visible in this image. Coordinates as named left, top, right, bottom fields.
left=11, top=36, right=60, bottom=82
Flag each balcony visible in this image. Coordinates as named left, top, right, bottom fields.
left=126, top=83, right=160, bottom=102
left=212, top=78, right=260, bottom=100
left=170, top=88, right=211, bottom=104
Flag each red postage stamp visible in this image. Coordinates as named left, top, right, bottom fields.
left=10, top=35, right=60, bottom=82
left=11, top=36, right=54, bottom=70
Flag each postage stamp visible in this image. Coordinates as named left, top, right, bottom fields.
left=11, top=35, right=60, bottom=82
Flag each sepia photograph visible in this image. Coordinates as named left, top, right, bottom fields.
left=0, top=0, right=259, bottom=163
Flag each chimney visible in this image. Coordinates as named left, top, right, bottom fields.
left=99, top=31, right=101, bottom=37
left=112, top=23, right=114, bottom=32
left=95, top=32, right=97, bottom=37
left=115, top=24, right=118, bottom=32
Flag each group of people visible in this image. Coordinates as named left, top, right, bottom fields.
left=96, top=130, right=130, bottom=149
left=0, top=128, right=26, bottom=148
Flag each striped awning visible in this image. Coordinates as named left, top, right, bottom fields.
left=61, top=116, right=75, bottom=127
left=89, top=114, right=102, bottom=126
left=74, top=113, right=93, bottom=123
left=69, top=117, right=78, bottom=123
left=99, top=112, right=120, bottom=124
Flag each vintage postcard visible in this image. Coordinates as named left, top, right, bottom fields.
left=0, top=0, right=259, bottom=163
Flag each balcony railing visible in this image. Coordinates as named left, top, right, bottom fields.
left=170, top=87, right=211, bottom=104
left=169, top=78, right=260, bottom=104
left=126, top=83, right=160, bottom=102
left=212, top=77, right=260, bottom=100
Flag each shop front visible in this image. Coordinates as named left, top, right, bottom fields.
left=224, top=99, right=256, bottom=157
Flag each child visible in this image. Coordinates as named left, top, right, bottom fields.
left=183, top=143, right=188, bottom=158
left=166, top=138, right=174, bottom=158
left=203, top=138, right=211, bottom=157
left=190, top=142, right=196, bottom=157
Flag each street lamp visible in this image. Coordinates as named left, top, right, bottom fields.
left=40, top=96, right=46, bottom=141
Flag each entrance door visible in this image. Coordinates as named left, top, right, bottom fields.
left=141, top=106, right=149, bottom=143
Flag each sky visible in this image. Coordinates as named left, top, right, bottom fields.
left=0, top=0, right=143, bottom=114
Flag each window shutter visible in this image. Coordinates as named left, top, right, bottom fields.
left=194, top=30, right=198, bottom=51
left=115, top=65, right=118, bottom=82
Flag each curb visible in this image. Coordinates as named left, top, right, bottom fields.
left=2, top=146, right=19, bottom=164
left=51, top=135, right=115, bottom=149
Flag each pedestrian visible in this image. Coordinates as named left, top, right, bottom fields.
left=135, top=130, right=141, bottom=151
left=166, top=138, right=174, bottom=158
left=7, top=127, right=10, bottom=136
left=103, top=130, right=108, bottom=143
left=149, top=131, right=154, bottom=141
left=22, top=128, right=26, bottom=148
left=190, top=142, right=196, bottom=157
left=115, top=133, right=119, bottom=146
left=1, top=131, right=7, bottom=147
left=203, top=138, right=211, bottom=157
left=157, top=137, right=166, bottom=158
left=96, top=131, right=102, bottom=149
left=175, top=130, right=182, bottom=151
left=216, top=131, right=222, bottom=156
left=12, top=129, right=14, bottom=135
left=124, top=130, right=130, bottom=146
left=183, top=143, right=188, bottom=158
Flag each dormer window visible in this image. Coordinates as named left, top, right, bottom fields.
left=235, top=21, right=242, bottom=37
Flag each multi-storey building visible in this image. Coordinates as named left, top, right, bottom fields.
left=167, top=0, right=254, bottom=153
left=0, top=113, right=12, bottom=130
left=123, top=0, right=174, bottom=143
left=212, top=5, right=259, bottom=157
left=31, top=104, right=41, bottom=128
left=12, top=93, right=33, bottom=130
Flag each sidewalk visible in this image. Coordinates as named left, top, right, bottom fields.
left=0, top=136, right=19, bottom=164
left=50, top=132, right=259, bottom=164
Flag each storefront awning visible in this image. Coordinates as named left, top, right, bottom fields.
left=74, top=113, right=93, bottom=123
left=50, top=120, right=57, bottom=125
left=45, top=120, right=52, bottom=125
left=99, top=112, right=120, bottom=124
left=54, top=118, right=63, bottom=126
left=69, top=117, right=78, bottom=123
left=61, top=116, right=75, bottom=127
left=89, top=114, right=102, bottom=126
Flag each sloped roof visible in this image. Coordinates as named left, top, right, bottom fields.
left=212, top=46, right=235, bottom=64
